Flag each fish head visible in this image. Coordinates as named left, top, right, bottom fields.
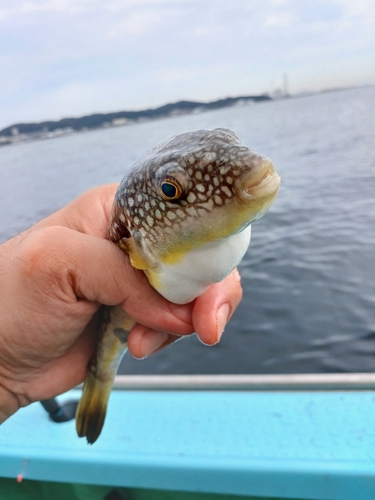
left=109, top=128, right=280, bottom=268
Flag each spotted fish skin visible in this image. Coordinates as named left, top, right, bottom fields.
left=110, top=128, right=277, bottom=264
left=76, top=128, right=280, bottom=443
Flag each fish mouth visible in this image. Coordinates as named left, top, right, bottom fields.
left=239, top=158, right=281, bottom=200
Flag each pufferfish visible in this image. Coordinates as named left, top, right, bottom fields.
left=75, top=128, right=281, bottom=443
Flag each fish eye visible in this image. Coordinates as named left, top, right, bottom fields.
left=159, top=179, right=182, bottom=201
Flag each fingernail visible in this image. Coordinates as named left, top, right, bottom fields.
left=216, top=304, right=230, bottom=343
left=140, top=331, right=169, bottom=358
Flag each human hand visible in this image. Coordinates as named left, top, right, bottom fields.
left=0, top=184, right=242, bottom=421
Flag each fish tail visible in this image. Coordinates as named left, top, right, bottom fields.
left=75, top=370, right=114, bottom=444
left=76, top=306, right=135, bottom=444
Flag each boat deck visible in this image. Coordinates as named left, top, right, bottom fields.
left=2, top=374, right=375, bottom=500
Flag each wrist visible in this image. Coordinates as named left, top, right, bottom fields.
left=0, top=243, right=20, bottom=422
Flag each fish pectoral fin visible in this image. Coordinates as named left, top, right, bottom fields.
left=75, top=370, right=113, bottom=444
left=120, top=230, right=157, bottom=270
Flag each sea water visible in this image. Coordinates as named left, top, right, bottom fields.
left=1, top=86, right=374, bottom=374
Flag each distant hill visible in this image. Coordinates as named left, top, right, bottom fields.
left=0, top=94, right=271, bottom=137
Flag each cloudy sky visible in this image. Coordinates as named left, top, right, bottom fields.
left=1, top=0, right=374, bottom=129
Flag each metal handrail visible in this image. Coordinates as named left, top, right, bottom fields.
left=111, top=373, right=375, bottom=391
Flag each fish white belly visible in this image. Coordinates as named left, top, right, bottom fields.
left=151, top=225, right=251, bottom=304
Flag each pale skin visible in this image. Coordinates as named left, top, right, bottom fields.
left=0, top=184, right=242, bottom=423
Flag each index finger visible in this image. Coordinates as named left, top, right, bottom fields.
left=192, top=268, right=243, bottom=345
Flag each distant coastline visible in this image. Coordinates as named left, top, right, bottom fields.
left=0, top=94, right=271, bottom=147
left=1, top=84, right=368, bottom=147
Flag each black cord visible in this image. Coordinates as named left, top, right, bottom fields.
left=40, top=398, right=79, bottom=423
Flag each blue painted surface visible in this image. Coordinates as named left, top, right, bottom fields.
left=1, top=390, right=375, bottom=499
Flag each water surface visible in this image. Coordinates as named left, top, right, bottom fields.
left=1, top=86, right=374, bottom=374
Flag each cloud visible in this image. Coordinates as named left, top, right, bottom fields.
left=108, top=10, right=161, bottom=37
left=0, top=0, right=88, bottom=18
left=0, top=0, right=374, bottom=129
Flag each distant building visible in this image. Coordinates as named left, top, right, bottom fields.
left=283, top=73, right=290, bottom=98
left=112, top=118, right=128, bottom=126
left=0, top=136, right=11, bottom=146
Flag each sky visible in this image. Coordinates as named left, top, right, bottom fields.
left=1, top=0, right=374, bottom=130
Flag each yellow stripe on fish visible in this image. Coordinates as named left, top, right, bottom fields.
left=75, top=128, right=281, bottom=443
